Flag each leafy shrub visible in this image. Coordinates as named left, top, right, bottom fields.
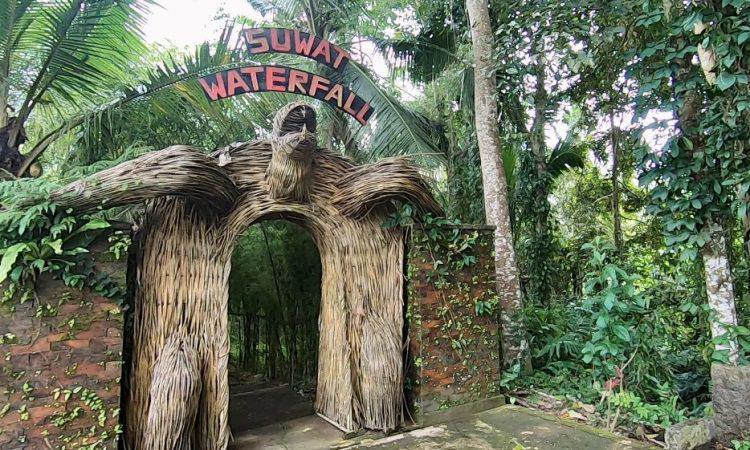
left=511, top=237, right=711, bottom=430
left=0, top=181, right=126, bottom=305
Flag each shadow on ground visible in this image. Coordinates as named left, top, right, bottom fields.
left=229, top=389, right=655, bottom=450
left=228, top=381, right=316, bottom=438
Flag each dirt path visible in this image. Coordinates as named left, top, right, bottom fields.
left=229, top=400, right=655, bottom=449
left=229, top=381, right=315, bottom=437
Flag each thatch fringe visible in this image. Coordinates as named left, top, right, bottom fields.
left=332, top=158, right=442, bottom=219
left=126, top=198, right=234, bottom=449
left=48, top=146, right=238, bottom=213
left=41, top=102, right=440, bottom=447
left=144, top=335, right=202, bottom=450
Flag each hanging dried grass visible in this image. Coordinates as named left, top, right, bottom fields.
left=43, top=101, right=440, bottom=448
left=144, top=335, right=202, bottom=450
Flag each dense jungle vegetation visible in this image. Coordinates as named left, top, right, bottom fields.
left=0, top=0, right=748, bottom=445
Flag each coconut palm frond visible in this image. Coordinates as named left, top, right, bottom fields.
left=0, top=0, right=34, bottom=69
left=373, top=33, right=458, bottom=84
left=329, top=61, right=442, bottom=163
left=14, top=0, right=151, bottom=121
left=547, top=135, right=586, bottom=178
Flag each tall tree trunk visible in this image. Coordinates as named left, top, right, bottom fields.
left=675, top=57, right=740, bottom=362
left=529, top=59, right=551, bottom=304
left=742, top=193, right=750, bottom=282
left=531, top=62, right=549, bottom=236
left=466, top=0, right=531, bottom=372
left=0, top=118, right=25, bottom=178
left=609, top=111, right=623, bottom=251
left=702, top=222, right=740, bottom=364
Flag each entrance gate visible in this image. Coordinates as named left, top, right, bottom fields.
left=47, top=103, right=439, bottom=448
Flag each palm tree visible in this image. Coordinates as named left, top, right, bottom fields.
left=247, top=0, right=441, bottom=161
left=0, top=0, right=150, bottom=177
left=2, top=0, right=440, bottom=178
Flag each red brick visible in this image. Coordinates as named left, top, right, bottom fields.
left=58, top=303, right=84, bottom=315
left=6, top=353, right=31, bottom=369
left=76, top=362, right=105, bottom=376
left=93, top=302, right=117, bottom=314
left=98, top=337, right=122, bottom=347
left=56, top=339, right=90, bottom=350
left=73, top=327, right=104, bottom=340
left=438, top=374, right=455, bottom=386
left=104, top=327, right=122, bottom=338
left=0, top=410, right=21, bottom=427
left=98, top=387, right=121, bottom=401
left=28, top=405, right=59, bottom=425
left=103, top=361, right=123, bottom=379
left=11, top=339, right=51, bottom=355
left=25, top=425, right=51, bottom=439
left=422, top=290, right=440, bottom=305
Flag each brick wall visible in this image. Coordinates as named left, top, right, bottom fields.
left=1, top=224, right=502, bottom=445
left=0, top=241, right=126, bottom=449
left=405, top=225, right=502, bottom=421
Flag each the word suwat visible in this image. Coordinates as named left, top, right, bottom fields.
left=198, top=65, right=373, bottom=125
left=243, top=28, right=351, bottom=70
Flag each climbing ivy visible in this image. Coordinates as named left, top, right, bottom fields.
left=632, top=0, right=750, bottom=257
left=0, top=196, right=126, bottom=307
left=395, top=204, right=503, bottom=414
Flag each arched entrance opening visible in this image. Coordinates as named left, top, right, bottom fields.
left=43, top=102, right=441, bottom=448
left=227, top=220, right=322, bottom=433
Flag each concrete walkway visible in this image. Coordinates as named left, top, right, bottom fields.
left=230, top=405, right=654, bottom=449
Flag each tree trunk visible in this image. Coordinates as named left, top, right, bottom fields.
left=742, top=193, right=750, bottom=283
left=701, top=222, right=740, bottom=364
left=0, top=119, right=25, bottom=177
left=674, top=57, right=740, bottom=363
left=610, top=111, right=623, bottom=251
left=531, top=62, right=549, bottom=237
left=466, top=0, right=531, bottom=372
left=529, top=59, right=551, bottom=305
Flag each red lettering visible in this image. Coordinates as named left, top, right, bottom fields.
left=294, top=30, right=315, bottom=56
left=309, top=75, right=330, bottom=97
left=288, top=70, right=309, bottom=94
left=270, top=28, right=291, bottom=52
left=332, top=47, right=350, bottom=69
left=343, top=91, right=358, bottom=116
left=355, top=102, right=372, bottom=125
left=226, top=70, right=249, bottom=96
left=324, top=83, right=344, bottom=108
left=266, top=67, right=287, bottom=92
left=246, top=29, right=269, bottom=53
left=240, top=67, right=263, bottom=90
left=311, top=40, right=331, bottom=64
left=199, top=73, right=227, bottom=100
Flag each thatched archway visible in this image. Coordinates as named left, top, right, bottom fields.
left=46, top=103, right=440, bottom=449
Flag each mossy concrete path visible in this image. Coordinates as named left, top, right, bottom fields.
left=230, top=404, right=654, bottom=449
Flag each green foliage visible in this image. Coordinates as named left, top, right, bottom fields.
left=632, top=0, right=750, bottom=257
left=712, top=323, right=750, bottom=365
left=0, top=181, right=126, bottom=305
left=510, top=235, right=712, bottom=430
left=228, top=221, right=321, bottom=385
left=609, top=390, right=687, bottom=428
left=580, top=238, right=645, bottom=379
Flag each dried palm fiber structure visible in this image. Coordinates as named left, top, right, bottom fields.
left=44, top=102, right=440, bottom=449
